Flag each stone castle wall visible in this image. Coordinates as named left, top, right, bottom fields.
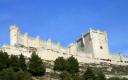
left=5, top=24, right=128, bottom=65
left=9, top=25, right=70, bottom=55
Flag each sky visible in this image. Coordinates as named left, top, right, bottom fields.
left=0, top=0, right=128, bottom=55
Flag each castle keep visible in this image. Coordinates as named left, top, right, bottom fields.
left=1, top=25, right=128, bottom=65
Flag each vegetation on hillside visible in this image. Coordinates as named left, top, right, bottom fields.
left=28, top=52, right=46, bottom=76
left=54, top=56, right=79, bottom=73
left=0, top=51, right=128, bottom=80
left=0, top=51, right=46, bottom=80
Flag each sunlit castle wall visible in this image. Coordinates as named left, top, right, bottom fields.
left=89, top=29, right=110, bottom=59
left=6, top=24, right=128, bottom=65
left=76, top=28, right=110, bottom=59
left=9, top=25, right=69, bottom=54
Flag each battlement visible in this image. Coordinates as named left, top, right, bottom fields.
left=9, top=25, right=68, bottom=52
left=1, top=24, right=127, bottom=65
left=9, top=24, right=19, bottom=31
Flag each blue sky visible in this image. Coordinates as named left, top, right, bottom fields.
left=0, top=0, right=128, bottom=55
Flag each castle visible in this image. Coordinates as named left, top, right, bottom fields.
left=1, top=25, right=128, bottom=65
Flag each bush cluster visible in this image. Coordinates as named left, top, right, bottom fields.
left=54, top=56, right=79, bottom=73
left=0, top=68, right=32, bottom=80
left=54, top=56, right=79, bottom=80
left=0, top=51, right=46, bottom=80
left=0, top=51, right=128, bottom=80
left=83, top=67, right=106, bottom=80
left=54, top=56, right=128, bottom=80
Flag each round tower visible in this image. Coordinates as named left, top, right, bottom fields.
left=9, top=25, right=19, bottom=46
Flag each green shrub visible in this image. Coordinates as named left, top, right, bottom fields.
left=72, top=73, right=82, bottom=80
left=66, top=56, right=79, bottom=73
left=28, top=52, right=45, bottom=76
left=0, top=51, right=9, bottom=71
left=83, top=67, right=95, bottom=80
left=9, top=55, right=20, bottom=71
left=0, top=68, right=16, bottom=80
left=54, top=56, right=79, bottom=74
left=0, top=68, right=32, bottom=80
left=54, top=57, right=66, bottom=71
left=19, top=54, right=27, bottom=71
left=95, top=70, right=106, bottom=80
left=16, top=70, right=32, bottom=80
left=60, top=71, right=71, bottom=80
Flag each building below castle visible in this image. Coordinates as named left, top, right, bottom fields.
left=1, top=25, right=128, bottom=65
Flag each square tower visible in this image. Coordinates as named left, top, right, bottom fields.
left=76, top=28, right=110, bottom=59
left=89, top=28, right=110, bottom=59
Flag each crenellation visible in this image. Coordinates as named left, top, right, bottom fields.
left=1, top=24, right=127, bottom=65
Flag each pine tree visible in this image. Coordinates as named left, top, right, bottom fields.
left=54, top=57, right=66, bottom=71
left=19, top=54, right=27, bottom=71
left=0, top=68, right=32, bottom=80
left=60, top=71, right=71, bottom=80
left=0, top=51, right=9, bottom=71
left=66, top=56, right=79, bottom=73
left=9, top=55, right=20, bottom=72
left=28, top=52, right=45, bottom=76
left=0, top=68, right=16, bottom=80
left=16, top=70, right=32, bottom=80
left=83, top=67, right=95, bottom=80
left=95, top=71, right=106, bottom=80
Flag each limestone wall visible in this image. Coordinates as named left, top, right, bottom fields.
left=8, top=25, right=128, bottom=65
left=89, top=29, right=110, bottom=59
left=76, top=28, right=110, bottom=59
left=9, top=25, right=69, bottom=54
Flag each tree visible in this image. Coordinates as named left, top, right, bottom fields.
left=66, top=56, right=79, bottom=73
left=0, top=68, right=33, bottom=80
left=9, top=55, right=20, bottom=72
left=0, top=51, right=9, bottom=71
left=54, top=57, right=66, bottom=71
left=54, top=56, right=79, bottom=74
left=28, top=52, right=45, bottom=76
left=95, top=71, right=106, bottom=80
left=83, top=67, right=95, bottom=80
left=0, top=68, right=16, bottom=80
left=60, top=71, right=71, bottom=80
left=19, top=54, right=27, bottom=71
left=16, top=70, right=33, bottom=80
left=72, top=73, right=82, bottom=80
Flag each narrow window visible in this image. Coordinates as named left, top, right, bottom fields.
left=100, top=46, right=103, bottom=49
